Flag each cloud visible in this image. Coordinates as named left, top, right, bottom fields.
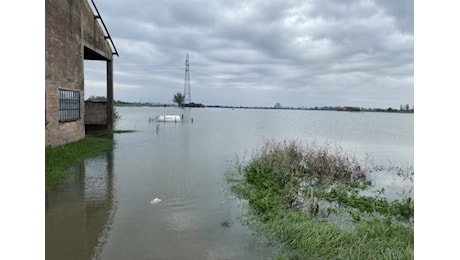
left=86, top=0, right=413, bottom=108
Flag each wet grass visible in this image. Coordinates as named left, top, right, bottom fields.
left=45, top=130, right=134, bottom=191
left=220, top=220, right=231, bottom=228
left=227, top=140, right=413, bottom=259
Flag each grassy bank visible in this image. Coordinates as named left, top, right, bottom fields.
left=45, top=130, right=134, bottom=191
left=227, top=140, right=413, bottom=259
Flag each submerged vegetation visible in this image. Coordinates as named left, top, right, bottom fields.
left=227, top=140, right=413, bottom=259
left=45, top=130, right=133, bottom=191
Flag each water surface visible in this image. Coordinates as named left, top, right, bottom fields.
left=46, top=107, right=414, bottom=259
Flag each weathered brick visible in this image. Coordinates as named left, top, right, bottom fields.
left=45, top=0, right=113, bottom=147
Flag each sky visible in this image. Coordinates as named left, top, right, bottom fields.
left=3, top=1, right=460, bottom=258
left=85, top=0, right=414, bottom=108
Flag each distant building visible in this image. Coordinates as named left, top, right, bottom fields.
left=342, top=106, right=361, bottom=112
left=45, top=0, right=117, bottom=147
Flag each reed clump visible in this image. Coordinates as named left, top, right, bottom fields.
left=227, top=140, right=413, bottom=259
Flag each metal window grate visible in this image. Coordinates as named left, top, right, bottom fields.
left=59, top=89, right=81, bottom=121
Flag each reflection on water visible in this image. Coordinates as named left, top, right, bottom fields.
left=45, top=150, right=116, bottom=260
left=46, top=107, right=413, bottom=260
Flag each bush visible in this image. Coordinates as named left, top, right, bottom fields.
left=227, top=140, right=414, bottom=259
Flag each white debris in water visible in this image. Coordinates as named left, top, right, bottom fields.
left=150, top=198, right=162, bottom=204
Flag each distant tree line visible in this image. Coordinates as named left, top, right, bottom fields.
left=86, top=95, right=107, bottom=102
left=110, top=98, right=413, bottom=113
left=272, top=103, right=413, bottom=113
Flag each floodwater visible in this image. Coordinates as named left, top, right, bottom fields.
left=45, top=107, right=414, bottom=260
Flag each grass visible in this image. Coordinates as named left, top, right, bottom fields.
left=220, top=220, right=231, bottom=228
left=227, top=140, right=414, bottom=259
left=45, top=129, right=134, bottom=191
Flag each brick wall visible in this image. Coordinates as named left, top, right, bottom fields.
left=85, top=101, right=107, bottom=126
left=46, top=0, right=84, bottom=147
left=45, top=0, right=113, bottom=147
left=81, top=0, right=113, bottom=59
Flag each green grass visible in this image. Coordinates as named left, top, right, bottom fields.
left=227, top=140, right=414, bottom=259
left=45, top=130, right=133, bottom=191
left=220, top=220, right=231, bottom=228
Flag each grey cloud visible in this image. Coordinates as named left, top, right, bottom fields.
left=375, top=0, right=414, bottom=33
left=85, top=0, right=413, bottom=108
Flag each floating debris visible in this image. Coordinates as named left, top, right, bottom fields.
left=150, top=198, right=162, bottom=204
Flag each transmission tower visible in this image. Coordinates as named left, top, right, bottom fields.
left=184, top=53, right=191, bottom=105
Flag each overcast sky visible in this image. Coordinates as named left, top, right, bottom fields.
left=85, top=0, right=414, bottom=108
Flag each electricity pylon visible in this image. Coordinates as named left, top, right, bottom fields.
left=184, top=53, right=191, bottom=105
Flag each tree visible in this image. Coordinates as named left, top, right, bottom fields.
left=173, top=92, right=185, bottom=107
left=87, top=95, right=107, bottom=102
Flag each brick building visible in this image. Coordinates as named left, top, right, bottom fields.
left=45, top=0, right=117, bottom=147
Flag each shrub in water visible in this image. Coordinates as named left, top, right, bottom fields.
left=227, top=140, right=413, bottom=259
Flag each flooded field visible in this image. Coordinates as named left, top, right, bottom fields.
left=46, top=107, right=413, bottom=259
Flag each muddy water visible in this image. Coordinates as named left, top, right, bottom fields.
left=46, top=107, right=413, bottom=259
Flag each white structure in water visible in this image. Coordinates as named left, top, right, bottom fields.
left=150, top=197, right=162, bottom=204
left=157, top=115, right=181, bottom=122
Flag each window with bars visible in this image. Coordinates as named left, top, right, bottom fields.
left=59, top=89, right=81, bottom=121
